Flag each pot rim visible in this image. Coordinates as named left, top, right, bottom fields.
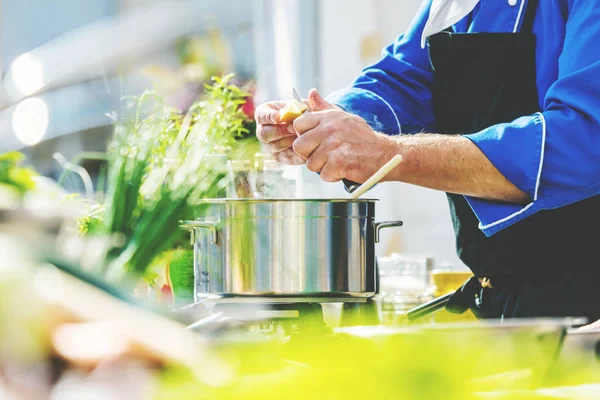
left=197, top=198, right=379, bottom=204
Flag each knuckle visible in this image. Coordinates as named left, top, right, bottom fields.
left=333, top=110, right=346, bottom=121
left=328, top=133, right=342, bottom=148
left=292, top=139, right=305, bottom=157
left=329, top=152, right=343, bottom=169
left=337, top=142, right=348, bottom=156
left=306, top=157, right=320, bottom=173
left=321, top=170, right=336, bottom=183
left=324, top=123, right=336, bottom=135
left=339, top=143, right=353, bottom=159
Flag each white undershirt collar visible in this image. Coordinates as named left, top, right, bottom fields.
left=421, top=0, right=481, bottom=48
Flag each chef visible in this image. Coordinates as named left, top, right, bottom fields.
left=255, top=0, right=600, bottom=321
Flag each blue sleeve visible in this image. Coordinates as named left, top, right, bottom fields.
left=326, top=0, right=435, bottom=135
left=465, top=0, right=600, bottom=236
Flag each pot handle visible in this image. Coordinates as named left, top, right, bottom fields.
left=374, top=221, right=403, bottom=243
left=179, top=220, right=219, bottom=245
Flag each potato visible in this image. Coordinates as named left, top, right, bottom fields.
left=279, top=99, right=308, bottom=123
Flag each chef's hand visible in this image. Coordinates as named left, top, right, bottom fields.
left=292, top=89, right=398, bottom=183
left=254, top=92, right=342, bottom=165
left=255, top=101, right=305, bottom=165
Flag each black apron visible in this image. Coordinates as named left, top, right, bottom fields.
left=428, top=0, right=600, bottom=321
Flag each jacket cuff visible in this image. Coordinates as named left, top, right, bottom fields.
left=463, top=113, right=547, bottom=236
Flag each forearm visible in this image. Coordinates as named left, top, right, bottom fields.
left=385, top=134, right=531, bottom=204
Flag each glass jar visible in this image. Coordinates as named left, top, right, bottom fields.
left=227, top=159, right=254, bottom=198
left=253, top=153, right=273, bottom=198
left=252, top=153, right=299, bottom=199
left=262, top=160, right=286, bottom=198
left=430, top=262, right=477, bottom=323
left=376, top=254, right=435, bottom=325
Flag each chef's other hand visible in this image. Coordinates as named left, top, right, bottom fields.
left=254, top=91, right=340, bottom=165
left=292, top=89, right=398, bottom=183
left=255, top=100, right=305, bottom=165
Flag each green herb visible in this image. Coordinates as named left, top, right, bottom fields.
left=76, top=202, right=105, bottom=235
left=96, top=74, right=251, bottom=281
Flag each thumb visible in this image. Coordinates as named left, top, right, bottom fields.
left=308, top=89, right=335, bottom=111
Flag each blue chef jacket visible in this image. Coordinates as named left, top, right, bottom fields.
left=327, top=0, right=600, bottom=237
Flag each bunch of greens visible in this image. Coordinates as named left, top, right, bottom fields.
left=76, top=202, right=105, bottom=235
left=0, top=151, right=37, bottom=196
left=93, top=74, right=252, bottom=281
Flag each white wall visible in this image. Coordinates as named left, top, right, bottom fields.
left=316, top=0, right=468, bottom=270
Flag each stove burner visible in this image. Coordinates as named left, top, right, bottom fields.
left=210, top=303, right=329, bottom=335
left=195, top=295, right=368, bottom=304
left=180, top=299, right=380, bottom=337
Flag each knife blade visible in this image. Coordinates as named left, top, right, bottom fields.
left=293, top=87, right=312, bottom=112
left=292, top=88, right=360, bottom=194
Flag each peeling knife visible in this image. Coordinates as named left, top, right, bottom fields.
left=292, top=88, right=361, bottom=194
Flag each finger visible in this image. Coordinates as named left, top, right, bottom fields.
left=257, top=124, right=296, bottom=144
left=305, top=144, right=328, bottom=173
left=320, top=157, right=344, bottom=183
left=273, top=149, right=306, bottom=165
left=293, top=112, right=323, bottom=136
left=268, top=136, right=296, bottom=153
left=292, top=113, right=334, bottom=158
left=255, top=107, right=281, bottom=125
left=254, top=101, right=287, bottom=125
left=308, top=89, right=335, bottom=111
left=292, top=126, right=329, bottom=160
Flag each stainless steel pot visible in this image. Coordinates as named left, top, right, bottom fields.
left=181, top=199, right=402, bottom=303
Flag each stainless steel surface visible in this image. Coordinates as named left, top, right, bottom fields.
left=292, top=88, right=307, bottom=110
left=181, top=199, right=402, bottom=303
left=193, top=296, right=367, bottom=304
left=335, top=317, right=587, bottom=336
left=184, top=220, right=218, bottom=245
left=553, top=328, right=600, bottom=377
left=374, top=221, right=404, bottom=243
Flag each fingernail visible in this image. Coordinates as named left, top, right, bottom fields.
left=287, top=125, right=295, bottom=134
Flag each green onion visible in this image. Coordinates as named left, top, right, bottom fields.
left=84, top=74, right=253, bottom=282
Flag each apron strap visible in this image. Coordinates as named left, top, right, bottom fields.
left=520, top=0, right=538, bottom=33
